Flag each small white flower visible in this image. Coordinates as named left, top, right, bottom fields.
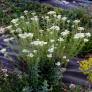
left=48, top=47, right=54, bottom=53
left=72, top=25, right=75, bottom=28
left=55, top=62, right=61, bottom=66
left=27, top=33, right=34, bottom=37
left=53, top=14, right=57, bottom=18
left=31, top=40, right=47, bottom=46
left=20, top=16, right=25, bottom=19
left=31, top=12, right=36, bottom=15
left=0, top=48, right=6, bottom=53
left=62, top=17, right=67, bottom=21
left=66, top=59, right=69, bottom=62
left=33, top=50, right=37, bottom=53
left=47, top=54, right=52, bottom=58
left=61, top=30, right=70, bottom=37
left=31, top=16, right=38, bottom=22
left=16, top=28, right=22, bottom=33
left=39, top=29, right=44, bottom=33
left=22, top=49, right=29, bottom=53
left=57, top=15, right=61, bottom=19
left=50, top=26, right=60, bottom=31
left=47, top=11, right=56, bottom=15
left=85, top=32, right=91, bottom=37
left=63, top=56, right=66, bottom=59
left=27, top=53, right=34, bottom=57
left=73, top=20, right=80, bottom=24
left=84, top=38, right=89, bottom=42
left=78, top=27, right=84, bottom=31
left=24, top=10, right=28, bottom=14
left=10, top=30, right=15, bottom=33
left=11, top=18, right=19, bottom=24
left=6, top=25, right=12, bottom=29
left=45, top=16, right=49, bottom=20
left=58, top=37, right=64, bottom=42
left=69, top=84, right=76, bottom=89
left=18, top=33, right=33, bottom=39
left=74, top=33, right=85, bottom=39
left=67, top=20, right=70, bottom=23
left=26, top=22, right=30, bottom=25
left=50, top=39, right=55, bottom=43
left=15, top=23, right=19, bottom=27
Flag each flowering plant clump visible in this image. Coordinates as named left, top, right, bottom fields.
left=6, top=10, right=91, bottom=63
left=79, top=58, right=92, bottom=82
left=1, top=10, right=91, bottom=91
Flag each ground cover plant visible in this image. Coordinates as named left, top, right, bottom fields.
left=0, top=9, right=91, bottom=92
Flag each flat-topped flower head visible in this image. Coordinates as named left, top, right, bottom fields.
left=24, top=10, right=28, bottom=15
left=30, top=40, right=47, bottom=46
left=18, top=33, right=33, bottom=39
left=55, top=62, right=61, bottom=66
left=20, top=16, right=25, bottom=19
left=74, top=33, right=85, bottom=39
left=78, top=27, right=84, bottom=31
left=63, top=56, right=67, bottom=59
left=57, top=15, right=61, bottom=19
left=47, top=54, right=52, bottom=58
left=48, top=47, right=54, bottom=53
left=58, top=37, right=64, bottom=42
left=27, top=53, right=34, bottom=58
left=11, top=18, right=19, bottom=24
left=73, top=19, right=80, bottom=24
left=61, top=17, right=67, bottom=21
left=47, top=11, right=56, bottom=15
left=84, top=38, right=89, bottom=42
left=50, top=39, right=55, bottom=43
left=22, top=49, right=30, bottom=53
left=50, top=26, right=60, bottom=31
left=16, top=28, right=22, bottom=33
left=31, top=16, right=38, bottom=22
left=61, top=30, right=69, bottom=37
left=85, top=32, right=91, bottom=37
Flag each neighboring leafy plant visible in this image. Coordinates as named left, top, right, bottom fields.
left=79, top=58, right=92, bottom=83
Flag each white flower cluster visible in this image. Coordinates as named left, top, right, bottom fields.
left=30, top=40, right=47, bottom=46
left=50, top=26, right=60, bottom=31
left=61, top=17, right=67, bottom=21
left=74, top=32, right=91, bottom=42
left=78, top=27, right=84, bottom=31
left=47, top=11, right=56, bottom=15
left=31, top=16, right=38, bottom=22
left=74, top=33, right=85, bottom=39
left=73, top=19, right=80, bottom=24
left=18, top=33, right=33, bottom=39
left=11, top=18, right=19, bottom=24
left=58, top=37, right=64, bottom=42
left=74, top=32, right=91, bottom=39
left=61, top=30, right=70, bottom=37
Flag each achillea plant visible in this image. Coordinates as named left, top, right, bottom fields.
left=1, top=10, right=91, bottom=91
